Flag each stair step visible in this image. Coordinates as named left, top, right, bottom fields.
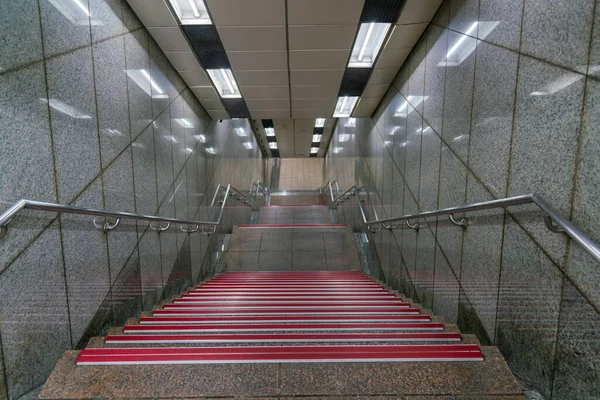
left=122, top=322, right=445, bottom=333
left=104, top=332, right=460, bottom=344
left=76, top=344, right=483, bottom=365
left=162, top=303, right=412, bottom=310
left=139, top=315, right=431, bottom=324
left=152, top=308, right=422, bottom=316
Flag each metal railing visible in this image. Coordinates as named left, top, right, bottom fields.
left=331, top=184, right=600, bottom=264
left=0, top=183, right=254, bottom=238
left=250, top=180, right=269, bottom=202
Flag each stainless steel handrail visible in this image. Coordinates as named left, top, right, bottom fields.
left=333, top=185, right=600, bottom=264
left=0, top=183, right=253, bottom=238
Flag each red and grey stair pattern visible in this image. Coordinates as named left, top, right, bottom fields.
left=77, top=271, right=483, bottom=365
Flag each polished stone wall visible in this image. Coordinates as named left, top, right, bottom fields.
left=0, top=1, right=263, bottom=399
left=325, top=1, right=600, bottom=398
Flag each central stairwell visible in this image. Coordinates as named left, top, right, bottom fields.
left=40, top=200, right=523, bottom=399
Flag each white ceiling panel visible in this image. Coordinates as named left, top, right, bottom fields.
left=292, top=109, right=334, bottom=118
left=241, top=86, right=290, bottom=99
left=362, top=84, right=389, bottom=98
left=287, top=0, right=365, bottom=25
left=227, top=51, right=288, bottom=71
left=376, top=48, right=411, bottom=69
left=207, top=110, right=230, bottom=120
left=386, top=23, right=428, bottom=49
left=207, top=0, right=285, bottom=26
left=234, top=70, right=289, bottom=86
left=290, top=69, right=344, bottom=86
left=288, top=26, right=357, bottom=50
left=251, top=110, right=291, bottom=119
left=352, top=97, right=379, bottom=117
left=164, top=52, right=199, bottom=72
left=247, top=99, right=291, bottom=110
left=292, top=98, right=335, bottom=110
left=179, top=68, right=211, bottom=86
left=368, top=68, right=398, bottom=85
left=147, top=27, right=191, bottom=52
left=126, top=0, right=177, bottom=27
left=217, top=27, right=286, bottom=51
left=289, top=50, right=350, bottom=70
left=191, top=86, right=220, bottom=101
left=200, top=99, right=225, bottom=110
left=291, top=85, right=340, bottom=98
left=397, top=0, right=443, bottom=24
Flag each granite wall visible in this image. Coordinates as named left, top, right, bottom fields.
left=325, top=0, right=600, bottom=398
left=0, top=1, right=263, bottom=398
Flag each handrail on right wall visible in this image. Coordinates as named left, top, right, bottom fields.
left=322, top=182, right=600, bottom=265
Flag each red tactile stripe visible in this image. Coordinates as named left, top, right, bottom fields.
left=238, top=224, right=347, bottom=228
left=77, top=345, right=482, bottom=364
left=163, top=303, right=412, bottom=310
left=172, top=299, right=408, bottom=306
left=106, top=332, right=460, bottom=343
left=139, top=315, right=431, bottom=324
left=152, top=308, right=422, bottom=316
left=123, top=323, right=444, bottom=333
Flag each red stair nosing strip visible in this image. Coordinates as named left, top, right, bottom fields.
left=238, top=224, right=347, bottom=229
left=152, top=308, right=422, bottom=316
left=77, top=345, right=482, bottom=364
left=181, top=294, right=397, bottom=299
left=105, top=332, right=460, bottom=343
left=139, top=315, right=432, bottom=324
left=123, top=323, right=444, bottom=333
left=172, top=300, right=408, bottom=306
left=162, top=304, right=412, bottom=310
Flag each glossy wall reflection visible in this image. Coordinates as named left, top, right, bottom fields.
left=0, top=1, right=263, bottom=398
left=325, top=1, right=600, bottom=398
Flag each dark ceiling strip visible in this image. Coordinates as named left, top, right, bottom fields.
left=180, top=25, right=251, bottom=118
left=262, top=119, right=274, bottom=129
left=339, top=68, right=372, bottom=97
left=359, top=0, right=406, bottom=23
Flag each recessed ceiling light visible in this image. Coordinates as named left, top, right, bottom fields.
left=195, top=134, right=206, bottom=143
left=243, top=142, right=253, bottom=149
left=206, top=147, right=217, bottom=154
left=312, top=134, right=322, bottom=142
left=265, top=127, right=275, bottom=136
left=207, top=69, right=242, bottom=98
left=339, top=134, right=350, bottom=142
left=185, top=147, right=194, bottom=153
left=344, top=118, right=356, bottom=127
left=315, top=118, right=326, bottom=128
left=333, top=147, right=343, bottom=154
left=167, top=0, right=211, bottom=25
left=269, top=142, right=278, bottom=149
left=333, top=96, right=359, bottom=118
left=310, top=147, right=319, bottom=154
left=348, top=23, right=391, bottom=68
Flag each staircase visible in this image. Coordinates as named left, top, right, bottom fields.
left=41, top=271, right=522, bottom=398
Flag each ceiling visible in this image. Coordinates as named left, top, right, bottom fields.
left=126, top=0, right=442, bottom=157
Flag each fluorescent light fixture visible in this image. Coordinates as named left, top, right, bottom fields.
left=416, top=126, right=432, bottom=134
left=439, top=21, right=499, bottom=67
left=312, top=134, right=322, bottom=142
left=269, top=142, right=278, bottom=149
left=243, top=142, right=253, bottom=149
left=40, top=98, right=92, bottom=119
left=333, top=96, right=359, bottom=118
left=175, top=118, right=193, bottom=128
left=185, top=147, right=194, bottom=153
left=339, top=134, right=350, bottom=142
left=234, top=127, right=247, bottom=137
left=348, top=23, right=391, bottom=68
left=345, top=118, right=356, bottom=127
left=125, top=69, right=168, bottom=99
left=46, top=0, right=102, bottom=25
left=167, top=0, right=211, bottom=25
left=206, top=147, right=217, bottom=154
left=395, top=96, right=428, bottom=117
left=164, top=135, right=178, bottom=144
left=315, top=118, right=326, bottom=128
left=195, top=134, right=206, bottom=143
left=265, top=127, right=275, bottom=136
left=333, top=147, right=343, bottom=154
left=207, top=69, right=242, bottom=98
left=384, top=140, right=391, bottom=146
left=311, top=147, right=319, bottom=154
